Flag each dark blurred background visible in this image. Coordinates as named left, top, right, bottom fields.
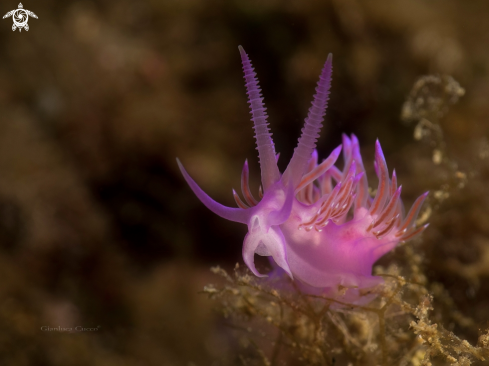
left=0, top=0, right=488, bottom=364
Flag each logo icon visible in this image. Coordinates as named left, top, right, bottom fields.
left=3, top=3, right=37, bottom=32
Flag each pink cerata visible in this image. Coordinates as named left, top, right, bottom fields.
left=177, top=46, right=429, bottom=303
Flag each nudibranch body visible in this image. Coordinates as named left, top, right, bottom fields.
left=178, top=46, right=428, bottom=302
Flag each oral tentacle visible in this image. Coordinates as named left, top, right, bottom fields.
left=177, top=158, right=252, bottom=224
left=242, top=232, right=268, bottom=278
left=242, top=224, right=292, bottom=279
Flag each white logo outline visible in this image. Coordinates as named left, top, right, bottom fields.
left=3, top=3, right=38, bottom=32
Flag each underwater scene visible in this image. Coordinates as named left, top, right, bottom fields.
left=0, top=0, right=488, bottom=365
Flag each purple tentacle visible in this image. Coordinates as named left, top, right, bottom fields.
left=351, top=134, right=369, bottom=211
left=177, top=159, right=251, bottom=224
left=241, top=159, right=259, bottom=206
left=397, top=191, right=429, bottom=234
left=369, top=140, right=390, bottom=216
left=283, top=53, right=333, bottom=188
left=342, top=134, right=353, bottom=180
left=295, top=144, right=342, bottom=194
left=239, top=46, right=280, bottom=191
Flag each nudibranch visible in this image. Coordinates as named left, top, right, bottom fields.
left=178, top=46, right=429, bottom=302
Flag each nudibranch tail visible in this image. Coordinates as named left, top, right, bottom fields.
left=283, top=53, right=333, bottom=188
left=176, top=158, right=251, bottom=224
left=239, top=46, right=280, bottom=191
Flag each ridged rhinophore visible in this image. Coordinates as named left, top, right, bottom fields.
left=284, top=54, right=333, bottom=188
left=239, top=46, right=280, bottom=190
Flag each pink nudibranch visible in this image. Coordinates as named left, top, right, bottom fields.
left=177, top=46, right=428, bottom=299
